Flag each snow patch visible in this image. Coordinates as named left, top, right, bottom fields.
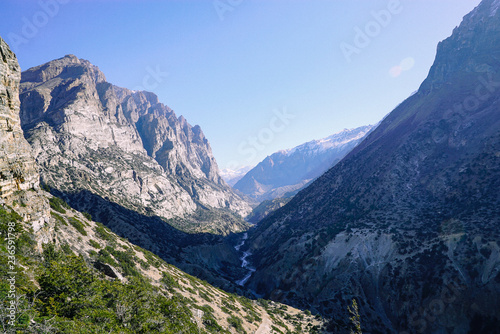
left=280, top=125, right=374, bottom=157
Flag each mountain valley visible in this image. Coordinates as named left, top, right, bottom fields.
left=1, top=0, right=499, bottom=333
left=0, top=36, right=329, bottom=334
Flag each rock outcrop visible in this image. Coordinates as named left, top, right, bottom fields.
left=0, top=37, right=50, bottom=247
left=19, top=55, right=251, bottom=234
left=247, top=1, right=500, bottom=333
left=0, top=37, right=39, bottom=198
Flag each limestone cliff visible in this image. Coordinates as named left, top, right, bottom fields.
left=0, top=37, right=39, bottom=198
left=19, top=55, right=251, bottom=234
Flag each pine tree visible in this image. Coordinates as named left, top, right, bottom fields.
left=348, top=298, right=362, bottom=334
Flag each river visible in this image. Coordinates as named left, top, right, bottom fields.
left=234, top=232, right=256, bottom=286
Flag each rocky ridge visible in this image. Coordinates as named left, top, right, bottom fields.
left=220, top=165, right=253, bottom=187
left=234, top=125, right=374, bottom=202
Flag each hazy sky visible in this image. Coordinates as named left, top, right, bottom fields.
left=0, top=0, right=482, bottom=170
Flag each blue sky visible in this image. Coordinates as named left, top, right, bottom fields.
left=0, top=0, right=482, bottom=170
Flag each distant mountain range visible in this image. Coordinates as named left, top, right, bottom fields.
left=246, top=1, right=500, bottom=332
left=220, top=165, right=254, bottom=187
left=233, top=125, right=374, bottom=202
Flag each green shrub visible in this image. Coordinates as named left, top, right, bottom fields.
left=49, top=196, right=70, bottom=214
left=61, top=243, right=74, bottom=255
left=97, top=248, right=118, bottom=267
left=199, top=291, right=212, bottom=302
left=227, top=315, right=246, bottom=333
left=161, top=271, right=180, bottom=291
left=68, top=217, right=87, bottom=236
left=143, top=250, right=162, bottom=268
left=94, top=223, right=114, bottom=242
left=51, top=212, right=67, bottom=225
left=202, top=308, right=223, bottom=332
left=101, top=246, right=140, bottom=277
left=82, top=211, right=92, bottom=221
left=88, top=239, right=101, bottom=249
left=36, top=250, right=199, bottom=333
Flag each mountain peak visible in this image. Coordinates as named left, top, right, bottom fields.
left=57, top=54, right=79, bottom=63
left=19, top=53, right=251, bottom=229
left=419, top=0, right=500, bottom=94
left=21, top=54, right=106, bottom=87
left=234, top=124, right=374, bottom=201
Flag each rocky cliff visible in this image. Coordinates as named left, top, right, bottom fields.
left=0, top=36, right=49, bottom=235
left=234, top=125, right=374, bottom=202
left=0, top=37, right=39, bottom=199
left=19, top=55, right=251, bottom=234
left=247, top=1, right=500, bottom=333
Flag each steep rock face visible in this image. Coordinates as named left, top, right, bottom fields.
left=0, top=37, right=39, bottom=198
left=0, top=36, right=49, bottom=240
left=19, top=55, right=250, bottom=233
left=247, top=1, right=500, bottom=333
left=234, top=125, right=374, bottom=202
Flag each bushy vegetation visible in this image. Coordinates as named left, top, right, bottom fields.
left=0, top=206, right=203, bottom=333
left=36, top=248, right=200, bottom=333
left=1, top=199, right=324, bottom=333
left=82, top=211, right=92, bottom=221
left=94, top=222, right=115, bottom=242
left=227, top=315, right=246, bottom=333
left=68, top=217, right=87, bottom=236
left=88, top=239, right=101, bottom=249
left=49, top=196, right=70, bottom=214
left=51, top=211, right=67, bottom=226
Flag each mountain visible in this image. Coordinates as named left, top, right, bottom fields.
left=234, top=125, right=374, bottom=202
left=19, top=54, right=251, bottom=235
left=0, top=36, right=329, bottom=334
left=220, top=165, right=253, bottom=187
left=17, top=55, right=257, bottom=293
left=246, top=1, right=500, bottom=333
left=246, top=197, right=291, bottom=224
